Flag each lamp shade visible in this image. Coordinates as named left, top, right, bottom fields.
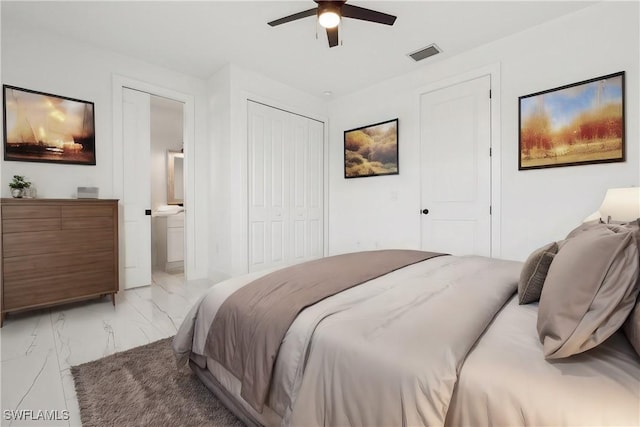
left=599, top=187, right=640, bottom=222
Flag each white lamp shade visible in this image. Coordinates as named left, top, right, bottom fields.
left=599, top=187, right=640, bottom=222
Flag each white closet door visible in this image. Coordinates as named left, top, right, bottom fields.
left=248, top=101, right=323, bottom=272
left=248, top=102, right=290, bottom=271
left=291, top=115, right=324, bottom=262
left=122, top=88, right=152, bottom=288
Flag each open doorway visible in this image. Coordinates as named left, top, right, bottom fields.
left=150, top=95, right=185, bottom=283
left=114, top=75, right=196, bottom=289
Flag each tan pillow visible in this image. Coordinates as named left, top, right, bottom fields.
left=624, top=302, right=640, bottom=357
left=565, top=219, right=604, bottom=239
left=616, top=220, right=640, bottom=358
left=566, top=218, right=640, bottom=239
left=518, top=242, right=559, bottom=304
left=537, top=226, right=640, bottom=359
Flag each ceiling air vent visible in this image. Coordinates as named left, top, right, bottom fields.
left=408, top=44, right=441, bottom=62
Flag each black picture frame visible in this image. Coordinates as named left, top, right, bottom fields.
left=518, top=71, right=625, bottom=170
left=3, top=85, right=96, bottom=165
left=344, top=118, right=399, bottom=178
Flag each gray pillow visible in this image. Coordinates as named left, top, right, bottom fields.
left=537, top=226, right=640, bottom=359
left=518, top=242, right=559, bottom=304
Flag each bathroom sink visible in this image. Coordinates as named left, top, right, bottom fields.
left=153, top=205, right=185, bottom=217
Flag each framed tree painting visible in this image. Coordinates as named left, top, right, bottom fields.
left=518, top=72, right=625, bottom=170
left=3, top=85, right=96, bottom=165
left=344, top=118, right=398, bottom=178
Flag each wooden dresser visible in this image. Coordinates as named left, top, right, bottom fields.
left=1, top=198, right=119, bottom=326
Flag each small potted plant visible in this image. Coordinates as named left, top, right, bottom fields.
left=9, top=175, right=31, bottom=198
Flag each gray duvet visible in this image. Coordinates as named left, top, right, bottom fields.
left=175, top=255, right=520, bottom=425
left=286, top=255, right=519, bottom=426
left=205, top=250, right=444, bottom=412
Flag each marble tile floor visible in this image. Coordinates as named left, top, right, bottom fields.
left=0, top=270, right=217, bottom=426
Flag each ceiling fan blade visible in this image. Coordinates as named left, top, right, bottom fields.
left=268, top=8, right=317, bottom=27
left=342, top=4, right=397, bottom=25
left=326, top=26, right=339, bottom=47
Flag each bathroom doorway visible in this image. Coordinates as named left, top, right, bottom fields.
left=150, top=95, right=185, bottom=282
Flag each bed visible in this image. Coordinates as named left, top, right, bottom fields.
left=173, top=222, right=640, bottom=427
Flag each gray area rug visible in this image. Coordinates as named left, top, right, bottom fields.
left=71, top=337, right=244, bottom=427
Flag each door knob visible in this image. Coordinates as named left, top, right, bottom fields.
left=145, top=209, right=152, bottom=216
left=421, top=209, right=429, bottom=215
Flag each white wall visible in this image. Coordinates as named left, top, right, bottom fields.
left=1, top=21, right=211, bottom=279
left=328, top=2, right=639, bottom=261
left=208, top=64, right=329, bottom=277
left=208, top=66, right=232, bottom=281
left=4, top=2, right=637, bottom=280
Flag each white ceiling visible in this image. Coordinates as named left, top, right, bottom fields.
left=2, top=1, right=595, bottom=99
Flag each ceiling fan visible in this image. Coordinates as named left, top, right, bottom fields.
left=267, top=1, right=397, bottom=48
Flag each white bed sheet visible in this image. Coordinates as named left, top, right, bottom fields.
left=447, top=296, right=640, bottom=426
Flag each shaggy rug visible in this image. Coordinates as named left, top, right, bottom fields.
left=71, top=337, right=244, bottom=427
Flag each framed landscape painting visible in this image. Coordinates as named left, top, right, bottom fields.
left=344, top=118, right=398, bottom=178
left=3, top=85, right=96, bottom=165
left=519, top=71, right=625, bottom=170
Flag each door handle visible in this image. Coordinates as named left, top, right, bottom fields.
left=145, top=209, right=151, bottom=216
left=421, top=209, right=429, bottom=215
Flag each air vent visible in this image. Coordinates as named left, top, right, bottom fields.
left=408, top=44, right=441, bottom=62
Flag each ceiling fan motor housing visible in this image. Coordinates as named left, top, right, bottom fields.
left=317, top=1, right=345, bottom=17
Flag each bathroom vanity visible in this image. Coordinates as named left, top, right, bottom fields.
left=152, top=209, right=184, bottom=272
left=150, top=148, right=185, bottom=273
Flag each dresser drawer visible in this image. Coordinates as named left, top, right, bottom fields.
left=62, top=205, right=114, bottom=218
left=3, top=229, right=115, bottom=258
left=2, top=218, right=61, bottom=233
left=2, top=205, right=61, bottom=219
left=4, top=251, right=115, bottom=281
left=3, top=270, right=116, bottom=311
left=61, top=217, right=114, bottom=230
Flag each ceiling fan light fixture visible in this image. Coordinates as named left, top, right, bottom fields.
left=268, top=0, right=397, bottom=48
left=318, top=10, right=340, bottom=28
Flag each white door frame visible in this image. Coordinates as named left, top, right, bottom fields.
left=234, top=91, right=330, bottom=274
left=416, top=63, right=502, bottom=258
left=112, top=74, right=197, bottom=280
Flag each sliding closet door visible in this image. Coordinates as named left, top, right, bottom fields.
left=248, top=101, right=324, bottom=272
left=248, top=103, right=289, bottom=270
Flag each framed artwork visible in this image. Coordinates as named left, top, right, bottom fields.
left=344, top=118, right=398, bottom=178
left=3, top=85, right=96, bottom=165
left=519, top=71, right=625, bottom=170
